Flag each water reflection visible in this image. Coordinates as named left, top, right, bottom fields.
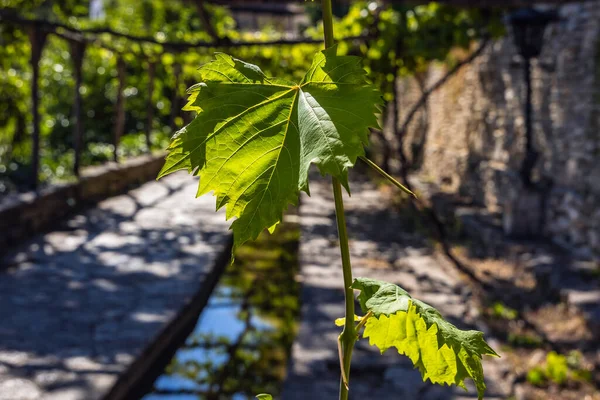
left=144, top=222, right=300, bottom=400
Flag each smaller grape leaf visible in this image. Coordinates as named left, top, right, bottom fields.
left=351, top=278, right=499, bottom=399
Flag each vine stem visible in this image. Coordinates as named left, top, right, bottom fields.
left=332, top=178, right=356, bottom=400
left=321, top=1, right=356, bottom=399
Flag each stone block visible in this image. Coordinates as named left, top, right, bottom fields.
left=502, top=185, right=545, bottom=238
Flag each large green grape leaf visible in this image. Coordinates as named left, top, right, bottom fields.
left=352, top=278, right=499, bottom=399
left=158, top=47, right=382, bottom=248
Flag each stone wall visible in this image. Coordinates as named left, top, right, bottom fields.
left=0, top=154, right=166, bottom=256
left=398, top=2, right=600, bottom=259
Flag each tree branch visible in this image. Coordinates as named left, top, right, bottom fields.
left=191, top=0, right=225, bottom=44
left=0, top=9, right=365, bottom=51
left=397, top=38, right=490, bottom=138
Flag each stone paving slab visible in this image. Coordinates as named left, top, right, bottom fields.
left=282, top=176, right=511, bottom=400
left=0, top=172, right=230, bottom=400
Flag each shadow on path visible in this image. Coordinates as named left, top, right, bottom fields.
left=0, top=173, right=230, bottom=400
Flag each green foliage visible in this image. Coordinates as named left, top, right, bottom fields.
left=0, top=0, right=272, bottom=193
left=0, top=3, right=193, bottom=190
left=256, top=395, right=273, bottom=400
left=527, top=351, right=592, bottom=387
left=352, top=278, right=499, bottom=399
left=305, top=1, right=504, bottom=100
left=158, top=49, right=382, bottom=248
left=526, top=367, right=546, bottom=386
left=545, top=351, right=568, bottom=385
left=490, top=302, right=518, bottom=320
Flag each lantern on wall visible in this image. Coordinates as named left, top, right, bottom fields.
left=502, top=7, right=558, bottom=239
left=509, top=8, right=559, bottom=59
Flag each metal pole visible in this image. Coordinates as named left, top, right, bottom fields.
left=145, top=61, right=155, bottom=152
left=169, top=62, right=182, bottom=132
left=520, top=57, right=537, bottom=187
left=114, top=56, right=126, bottom=162
left=28, top=27, right=47, bottom=190
left=70, top=40, right=86, bottom=176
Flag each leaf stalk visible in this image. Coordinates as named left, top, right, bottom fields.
left=359, top=156, right=416, bottom=197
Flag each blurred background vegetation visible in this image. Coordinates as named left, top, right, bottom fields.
left=0, top=0, right=503, bottom=196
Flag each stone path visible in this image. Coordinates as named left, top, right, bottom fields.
left=0, top=172, right=230, bottom=400
left=282, top=176, right=511, bottom=400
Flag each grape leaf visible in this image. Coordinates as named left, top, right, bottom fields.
left=352, top=278, right=499, bottom=399
left=255, top=395, right=272, bottom=400
left=158, top=47, right=382, bottom=249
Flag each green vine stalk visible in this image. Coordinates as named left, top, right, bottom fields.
left=321, top=1, right=356, bottom=398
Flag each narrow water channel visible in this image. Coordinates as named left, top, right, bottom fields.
left=142, top=220, right=300, bottom=400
